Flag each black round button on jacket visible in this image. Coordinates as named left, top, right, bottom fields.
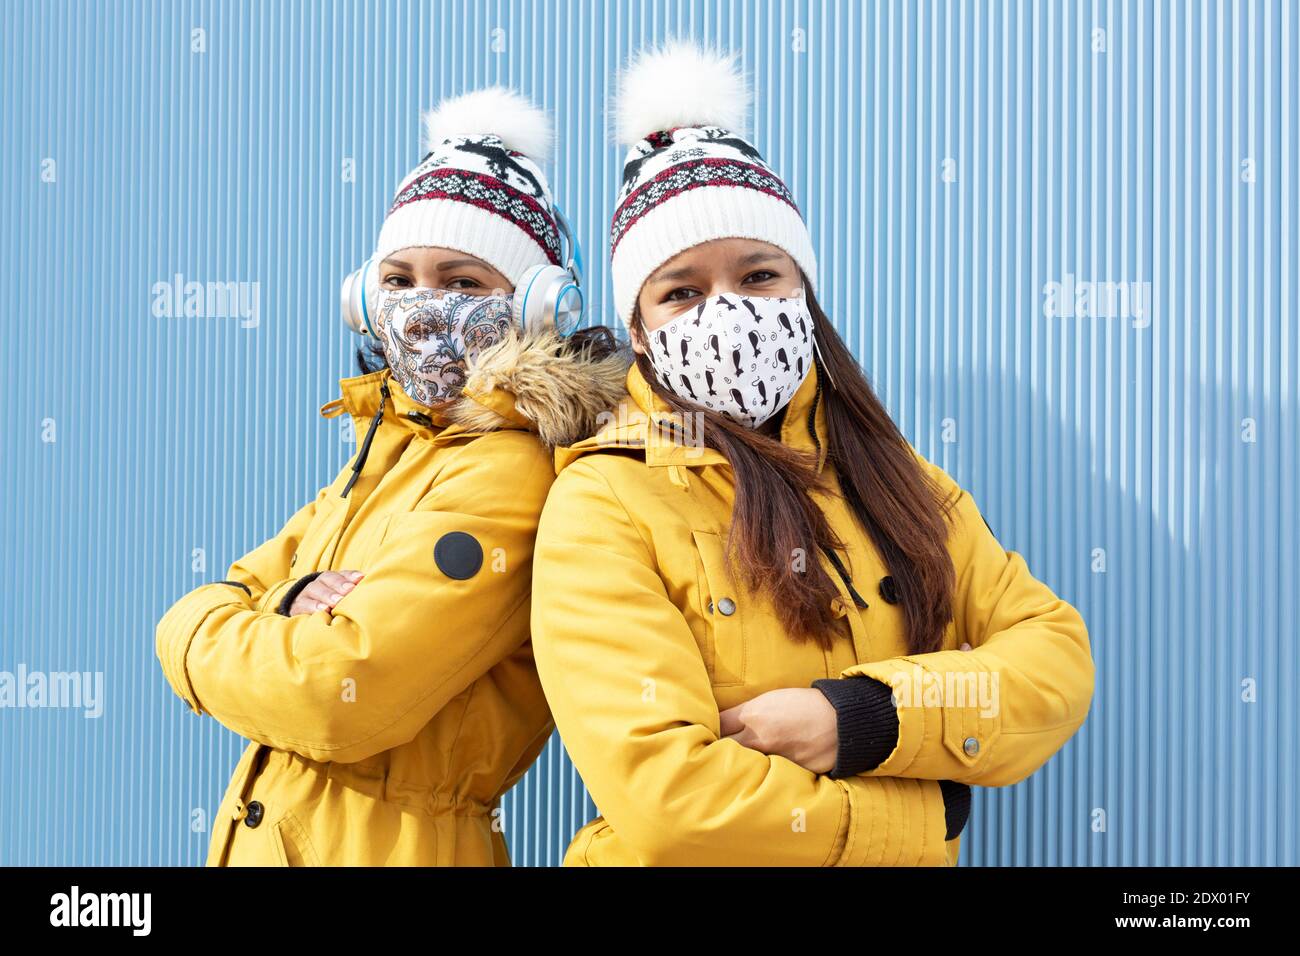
left=244, top=800, right=264, bottom=828
left=434, top=531, right=484, bottom=580
left=878, top=576, right=901, bottom=605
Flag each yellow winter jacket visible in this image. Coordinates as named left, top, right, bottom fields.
left=530, top=359, right=1095, bottom=866
left=155, top=328, right=629, bottom=866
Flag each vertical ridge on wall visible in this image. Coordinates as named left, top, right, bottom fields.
left=0, top=0, right=1295, bottom=867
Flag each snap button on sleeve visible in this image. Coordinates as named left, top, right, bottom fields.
left=717, top=597, right=736, bottom=616
left=433, top=531, right=484, bottom=580
left=963, top=736, right=980, bottom=757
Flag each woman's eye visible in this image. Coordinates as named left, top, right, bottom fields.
left=383, top=274, right=412, bottom=288
left=743, top=270, right=778, bottom=284
left=664, top=288, right=698, bottom=303
left=446, top=277, right=483, bottom=291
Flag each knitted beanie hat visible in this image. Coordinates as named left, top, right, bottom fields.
left=609, top=41, right=819, bottom=325
left=374, top=87, right=561, bottom=289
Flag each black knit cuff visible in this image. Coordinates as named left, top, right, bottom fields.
left=811, top=676, right=901, bottom=778
left=938, top=779, right=972, bottom=840
left=275, top=572, right=324, bottom=616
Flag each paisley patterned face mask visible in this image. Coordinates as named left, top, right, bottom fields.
left=374, top=287, right=516, bottom=407
left=645, top=291, right=815, bottom=428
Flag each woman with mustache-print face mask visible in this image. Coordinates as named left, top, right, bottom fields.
left=528, top=42, right=1096, bottom=866
left=155, top=88, right=628, bottom=866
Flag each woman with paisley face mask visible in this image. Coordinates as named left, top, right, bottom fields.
left=155, top=87, right=629, bottom=866
left=529, top=42, right=1095, bottom=866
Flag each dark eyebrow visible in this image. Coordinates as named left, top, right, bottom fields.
left=646, top=249, right=786, bottom=285
left=647, top=263, right=700, bottom=284
left=737, top=250, right=785, bottom=267
left=379, top=256, right=490, bottom=272
left=433, top=258, right=492, bottom=272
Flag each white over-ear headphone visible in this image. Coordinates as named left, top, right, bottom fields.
left=341, top=205, right=585, bottom=339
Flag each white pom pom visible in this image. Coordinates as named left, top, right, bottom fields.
left=422, top=86, right=555, bottom=161
left=613, top=39, right=751, bottom=146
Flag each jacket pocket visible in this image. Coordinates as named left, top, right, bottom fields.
left=271, top=810, right=321, bottom=867
left=287, top=494, right=344, bottom=576
left=691, top=531, right=746, bottom=686
left=347, top=512, right=393, bottom=571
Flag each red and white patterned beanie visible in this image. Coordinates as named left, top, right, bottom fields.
left=374, top=87, right=561, bottom=288
left=609, top=41, right=819, bottom=325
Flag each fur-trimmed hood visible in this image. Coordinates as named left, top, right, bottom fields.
left=447, top=326, right=633, bottom=450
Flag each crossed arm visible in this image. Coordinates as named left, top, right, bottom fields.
left=155, top=441, right=552, bottom=764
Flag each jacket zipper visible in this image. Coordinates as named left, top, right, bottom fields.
left=807, top=359, right=868, bottom=610
left=341, top=381, right=390, bottom=498
left=806, top=360, right=823, bottom=466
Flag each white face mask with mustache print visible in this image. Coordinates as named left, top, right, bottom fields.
left=645, top=291, right=816, bottom=428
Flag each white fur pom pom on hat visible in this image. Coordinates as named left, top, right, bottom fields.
left=423, top=85, right=555, bottom=161
left=613, top=39, right=751, bottom=145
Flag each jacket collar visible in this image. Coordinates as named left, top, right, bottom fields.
left=775, top=358, right=828, bottom=466
left=320, top=368, right=445, bottom=426
left=555, top=357, right=829, bottom=475
left=320, top=327, right=633, bottom=450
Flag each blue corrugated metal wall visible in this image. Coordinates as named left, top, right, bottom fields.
left=0, top=0, right=1295, bottom=866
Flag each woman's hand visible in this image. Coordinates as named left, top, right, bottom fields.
left=288, top=570, right=364, bottom=616
left=724, top=644, right=974, bottom=774
left=719, top=688, right=839, bottom=774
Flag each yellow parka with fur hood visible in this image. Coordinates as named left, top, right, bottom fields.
left=155, top=328, right=629, bottom=866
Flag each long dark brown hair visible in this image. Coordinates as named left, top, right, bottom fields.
left=634, top=280, right=958, bottom=655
